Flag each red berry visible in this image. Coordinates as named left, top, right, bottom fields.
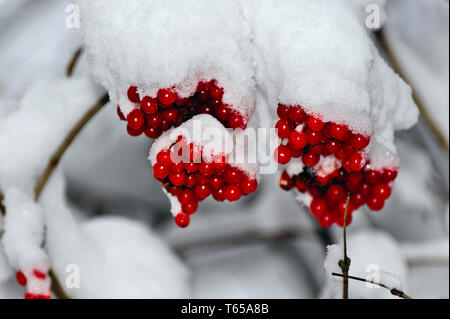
left=182, top=201, right=199, bottom=215
left=289, top=106, right=307, bottom=122
left=157, top=150, right=172, bottom=166
left=146, top=113, right=163, bottom=129
left=366, top=196, right=385, bottom=211
left=360, top=183, right=372, bottom=197
left=158, top=89, right=177, bottom=106
left=170, top=162, right=185, bottom=173
left=185, top=162, right=199, bottom=174
left=196, top=174, right=210, bottom=185
left=127, top=86, right=140, bottom=103
left=216, top=104, right=231, bottom=121
left=179, top=189, right=196, bottom=205
left=169, top=171, right=187, bottom=186
left=199, top=163, right=216, bottom=177
left=302, top=153, right=320, bottom=167
left=224, top=167, right=243, bottom=185
left=277, top=104, right=290, bottom=120
left=175, top=213, right=190, bottom=228
left=16, top=271, right=27, bottom=287
left=185, top=175, right=197, bottom=188
left=195, top=184, right=212, bottom=201
left=351, top=134, right=371, bottom=150
left=229, top=113, right=246, bottom=130
left=168, top=186, right=183, bottom=197
left=372, top=184, right=392, bottom=200
left=295, top=179, right=308, bottom=192
left=327, top=140, right=341, bottom=154
left=306, top=129, right=322, bottom=145
left=127, top=109, right=144, bottom=130
left=144, top=126, right=162, bottom=139
left=336, top=212, right=353, bottom=228
left=209, top=176, right=224, bottom=190
left=275, top=120, right=292, bottom=139
left=224, top=185, right=242, bottom=202
left=326, top=184, right=346, bottom=202
left=213, top=155, right=227, bottom=170
left=309, top=145, right=324, bottom=155
left=306, top=116, right=325, bottom=132
left=364, top=170, right=380, bottom=184
left=33, top=269, right=47, bottom=280
left=141, top=97, right=158, bottom=114
left=153, top=164, right=170, bottom=181
left=275, top=146, right=292, bottom=164
left=212, top=189, right=225, bottom=202
left=337, top=199, right=354, bottom=216
left=382, top=169, right=398, bottom=182
left=209, top=85, right=224, bottom=100
left=127, top=125, right=144, bottom=137
left=351, top=193, right=366, bottom=209
left=291, top=148, right=304, bottom=158
left=310, top=198, right=328, bottom=216
left=335, top=148, right=347, bottom=161
left=163, top=108, right=179, bottom=123
left=240, top=177, right=258, bottom=195
left=347, top=153, right=366, bottom=172
left=288, top=131, right=308, bottom=150
left=328, top=123, right=349, bottom=140
left=279, top=172, right=294, bottom=191
left=318, top=212, right=335, bottom=228
left=347, top=172, right=364, bottom=185
left=117, top=106, right=126, bottom=121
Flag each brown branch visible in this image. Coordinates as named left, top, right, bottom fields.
left=338, top=194, right=352, bottom=299
left=331, top=273, right=413, bottom=299
left=66, top=47, right=83, bottom=77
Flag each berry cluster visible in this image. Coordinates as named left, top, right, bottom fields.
left=16, top=269, right=51, bottom=299
left=274, top=104, right=398, bottom=228
left=152, top=141, right=258, bottom=228
left=117, top=80, right=247, bottom=138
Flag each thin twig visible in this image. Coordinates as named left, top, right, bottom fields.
left=331, top=273, right=413, bottom=299
left=338, top=193, right=352, bottom=299
left=66, top=47, right=83, bottom=77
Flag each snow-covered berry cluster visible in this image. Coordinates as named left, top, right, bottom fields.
left=117, top=80, right=247, bottom=138
left=16, top=269, right=51, bottom=299
left=152, top=136, right=258, bottom=228
left=275, top=104, right=399, bottom=227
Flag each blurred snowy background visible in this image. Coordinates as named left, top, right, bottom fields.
left=0, top=0, right=448, bottom=299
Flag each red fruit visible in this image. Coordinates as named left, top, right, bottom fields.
left=306, top=129, right=322, bottom=145
left=335, top=148, right=347, bottom=161
left=360, top=183, right=372, bottom=197
left=310, top=198, right=328, bottom=217
left=337, top=199, right=354, bottom=216
left=209, top=85, right=224, bottom=100
left=336, top=212, right=353, bottom=228
left=351, top=193, right=366, bottom=209
left=213, top=155, right=227, bottom=170
left=366, top=196, right=385, bottom=211
left=295, top=179, right=308, bottom=192
left=209, top=176, right=224, bottom=190
left=275, top=146, right=292, bottom=164
left=196, top=174, right=210, bottom=185
left=179, top=189, right=196, bottom=205
left=351, top=134, right=370, bottom=149
left=229, top=113, right=246, bottom=130
left=16, top=271, right=27, bottom=287
left=171, top=162, right=185, bottom=173
left=328, top=123, right=349, bottom=140
left=347, top=153, right=366, bottom=172
left=291, top=149, right=304, bottom=158
left=185, top=175, right=197, bottom=188
left=306, top=115, right=325, bottom=132
left=117, top=106, right=126, bottom=121
left=168, top=186, right=183, bottom=197
left=309, top=145, right=324, bottom=155
left=158, top=89, right=177, bottom=106
left=182, top=201, right=199, bottom=215
left=127, top=86, right=140, bottom=103
left=157, top=150, right=172, bottom=166
left=216, top=104, right=231, bottom=121
left=302, top=153, right=320, bottom=167
left=146, top=113, right=163, bottom=129
left=199, top=163, right=216, bottom=177
left=277, top=104, right=290, bottom=120
left=163, top=108, right=179, bottom=123
left=318, top=212, right=335, bottom=228
left=289, top=106, right=307, bottom=122
left=127, top=125, right=144, bottom=137
left=195, top=184, right=212, bottom=201
left=240, top=177, right=258, bottom=195
left=144, top=126, right=162, bottom=139
left=347, top=172, right=364, bottom=185
left=33, top=269, right=47, bottom=280
left=345, top=180, right=361, bottom=193
left=224, top=167, right=243, bottom=184
left=224, top=185, right=242, bottom=202
left=175, top=213, right=190, bottom=228
left=327, top=140, right=341, bottom=154
left=382, top=169, right=398, bottom=182
left=212, top=188, right=225, bottom=202
left=326, top=184, right=346, bottom=202
left=127, top=109, right=144, bottom=130
left=141, top=97, right=158, bottom=114
left=275, top=120, right=292, bottom=139
left=289, top=131, right=308, bottom=150
left=372, top=184, right=392, bottom=200
left=316, top=174, right=330, bottom=187
left=169, top=171, right=187, bottom=186
left=153, top=164, right=170, bottom=181
left=279, top=172, right=294, bottom=191
left=185, top=162, right=199, bottom=174
left=364, top=170, right=380, bottom=184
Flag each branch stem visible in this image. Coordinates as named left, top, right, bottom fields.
left=66, top=47, right=83, bottom=77
left=338, top=193, right=352, bottom=299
